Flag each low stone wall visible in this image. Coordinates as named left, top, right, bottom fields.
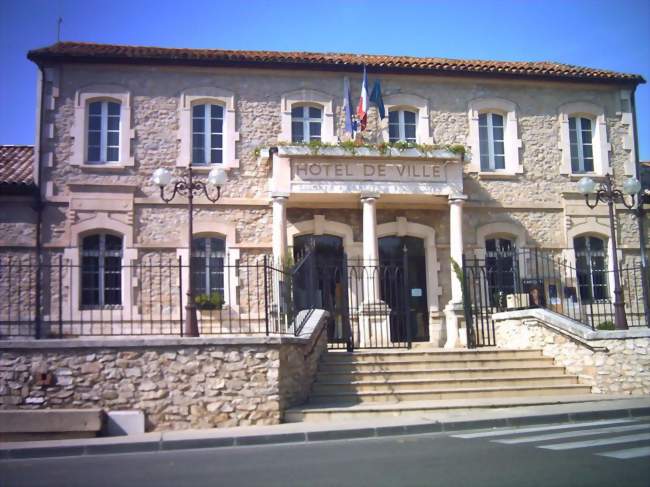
left=0, top=317, right=327, bottom=432
left=493, top=309, right=650, bottom=395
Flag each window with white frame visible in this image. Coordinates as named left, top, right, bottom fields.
left=177, top=87, right=239, bottom=169
left=87, top=101, right=121, bottom=164
left=558, top=102, right=610, bottom=176
left=291, top=105, right=322, bottom=143
left=479, top=113, right=506, bottom=171
left=192, top=103, right=224, bottom=165
left=467, top=98, right=522, bottom=175
left=279, top=90, right=335, bottom=144
left=71, top=86, right=134, bottom=167
left=81, top=234, right=123, bottom=306
left=574, top=236, right=608, bottom=302
left=191, top=237, right=225, bottom=299
left=569, top=117, right=594, bottom=173
left=388, top=109, right=417, bottom=143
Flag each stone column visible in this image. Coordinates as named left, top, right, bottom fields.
left=358, top=193, right=390, bottom=347
left=444, top=195, right=467, bottom=348
left=361, top=193, right=380, bottom=301
left=271, top=193, right=288, bottom=267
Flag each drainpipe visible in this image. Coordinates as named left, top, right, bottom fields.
left=630, top=89, right=650, bottom=327
left=33, top=63, right=46, bottom=338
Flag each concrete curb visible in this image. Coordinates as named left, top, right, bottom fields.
left=2, top=403, right=649, bottom=460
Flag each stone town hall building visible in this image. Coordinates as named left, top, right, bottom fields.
left=1, top=42, right=649, bottom=429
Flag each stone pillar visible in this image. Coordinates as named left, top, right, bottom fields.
left=444, top=195, right=467, bottom=348
left=358, top=193, right=390, bottom=347
left=361, top=193, right=380, bottom=300
left=271, top=193, right=288, bottom=267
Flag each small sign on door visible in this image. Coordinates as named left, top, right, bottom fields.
left=411, top=288, right=422, bottom=297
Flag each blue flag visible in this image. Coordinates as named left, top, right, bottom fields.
left=369, top=79, right=385, bottom=120
left=343, top=77, right=354, bottom=135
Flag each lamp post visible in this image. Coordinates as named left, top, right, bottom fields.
left=152, top=166, right=227, bottom=337
left=577, top=174, right=641, bottom=330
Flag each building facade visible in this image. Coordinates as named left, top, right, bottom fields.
left=0, top=42, right=647, bottom=347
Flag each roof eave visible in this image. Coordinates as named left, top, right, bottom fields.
left=27, top=52, right=646, bottom=87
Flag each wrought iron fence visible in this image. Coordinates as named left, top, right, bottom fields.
left=292, top=251, right=412, bottom=351
left=462, top=248, right=648, bottom=345
left=0, top=252, right=298, bottom=339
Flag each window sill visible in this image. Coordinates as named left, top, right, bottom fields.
left=476, top=171, right=520, bottom=180
left=189, top=164, right=228, bottom=173
left=79, top=163, right=131, bottom=172
left=567, top=173, right=607, bottom=182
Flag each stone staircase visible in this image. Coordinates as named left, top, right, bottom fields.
left=285, top=348, right=594, bottom=422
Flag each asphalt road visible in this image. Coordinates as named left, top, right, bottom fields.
left=1, top=418, right=649, bottom=487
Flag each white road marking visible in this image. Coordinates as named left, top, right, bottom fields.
left=493, top=424, right=650, bottom=445
left=452, top=419, right=635, bottom=439
left=596, top=446, right=650, bottom=459
left=540, top=433, right=650, bottom=451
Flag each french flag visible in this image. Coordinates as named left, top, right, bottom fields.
left=356, top=66, right=369, bottom=131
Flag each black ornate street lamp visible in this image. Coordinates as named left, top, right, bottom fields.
left=152, top=166, right=227, bottom=337
left=577, top=173, right=642, bottom=330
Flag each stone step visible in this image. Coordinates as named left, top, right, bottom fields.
left=284, top=394, right=628, bottom=423
left=315, top=365, right=565, bottom=382
left=308, top=384, right=593, bottom=404
left=318, top=357, right=556, bottom=373
left=322, top=349, right=543, bottom=364
left=312, top=375, right=579, bottom=394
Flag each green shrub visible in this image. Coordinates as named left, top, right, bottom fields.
left=194, top=292, right=224, bottom=310
left=597, top=320, right=615, bottom=331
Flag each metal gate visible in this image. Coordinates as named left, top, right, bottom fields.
left=293, top=251, right=411, bottom=350
left=461, top=254, right=502, bottom=348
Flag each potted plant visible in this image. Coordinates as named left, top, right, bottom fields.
left=194, top=292, right=224, bottom=310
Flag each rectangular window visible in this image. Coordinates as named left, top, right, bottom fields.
left=569, top=117, right=594, bottom=173
left=192, top=104, right=224, bottom=165
left=479, top=113, right=505, bottom=171
left=388, top=110, right=417, bottom=143
left=192, top=237, right=226, bottom=299
left=291, top=106, right=322, bottom=143
left=87, top=101, right=121, bottom=163
left=81, top=234, right=122, bottom=306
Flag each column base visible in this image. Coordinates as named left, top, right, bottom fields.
left=357, top=301, right=391, bottom=348
left=443, top=301, right=464, bottom=349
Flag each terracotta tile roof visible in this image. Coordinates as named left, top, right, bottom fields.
left=28, top=42, right=645, bottom=85
left=0, top=145, right=35, bottom=187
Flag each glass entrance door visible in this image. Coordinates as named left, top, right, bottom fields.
left=378, top=236, right=429, bottom=342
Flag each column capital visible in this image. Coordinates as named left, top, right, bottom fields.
left=448, top=194, right=468, bottom=205
left=360, top=192, right=380, bottom=202
left=270, top=192, right=289, bottom=201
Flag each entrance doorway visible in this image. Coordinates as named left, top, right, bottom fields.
left=293, top=234, right=348, bottom=344
left=485, top=237, right=517, bottom=308
left=378, top=236, right=430, bottom=342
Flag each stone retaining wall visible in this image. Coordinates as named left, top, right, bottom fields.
left=0, top=330, right=327, bottom=432
left=494, top=310, right=650, bottom=395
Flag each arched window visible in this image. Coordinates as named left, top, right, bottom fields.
left=485, top=237, right=516, bottom=305
left=87, top=101, right=121, bottom=163
left=388, top=109, right=417, bottom=143
left=479, top=112, right=505, bottom=171
left=192, top=103, right=224, bottom=164
left=191, top=237, right=226, bottom=298
left=569, top=116, right=594, bottom=173
left=81, top=234, right=123, bottom=306
left=291, top=105, right=322, bottom=143
left=574, top=236, right=608, bottom=302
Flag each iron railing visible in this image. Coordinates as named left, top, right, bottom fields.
left=292, top=251, right=412, bottom=350
left=0, top=252, right=298, bottom=339
left=463, top=248, right=648, bottom=340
